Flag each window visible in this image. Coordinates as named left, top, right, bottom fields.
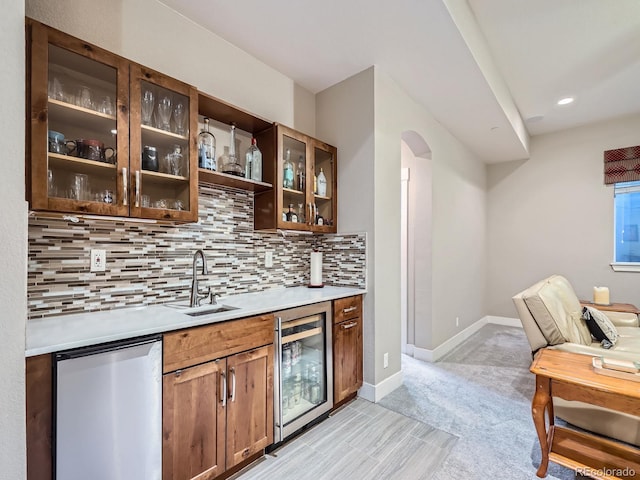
left=614, top=181, right=640, bottom=264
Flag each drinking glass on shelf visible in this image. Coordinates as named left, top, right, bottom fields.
left=48, top=76, right=64, bottom=101
left=99, top=96, right=115, bottom=116
left=173, top=102, right=185, bottom=135
left=157, top=96, right=172, bottom=131
left=71, top=173, right=89, bottom=201
left=77, top=86, right=93, bottom=109
left=141, top=90, right=154, bottom=126
left=141, top=195, right=151, bottom=208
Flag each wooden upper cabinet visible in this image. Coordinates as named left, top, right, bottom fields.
left=254, top=124, right=337, bottom=233
left=129, top=64, right=198, bottom=222
left=25, top=18, right=198, bottom=222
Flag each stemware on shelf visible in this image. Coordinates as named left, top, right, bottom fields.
left=173, top=102, right=185, bottom=136
left=157, top=96, right=172, bottom=131
left=141, top=90, right=154, bottom=126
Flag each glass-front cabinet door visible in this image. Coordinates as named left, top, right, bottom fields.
left=129, top=65, right=198, bottom=222
left=312, top=141, right=337, bottom=232
left=28, top=20, right=130, bottom=216
left=272, top=125, right=337, bottom=233
left=278, top=126, right=309, bottom=231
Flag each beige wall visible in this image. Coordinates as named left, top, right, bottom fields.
left=375, top=69, right=487, bottom=351
left=0, top=2, right=27, bottom=479
left=317, top=66, right=487, bottom=391
left=487, top=113, right=640, bottom=317
left=316, top=67, right=376, bottom=384
left=26, top=0, right=316, bottom=131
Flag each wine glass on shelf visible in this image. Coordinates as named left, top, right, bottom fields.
left=173, top=102, right=185, bottom=136
left=157, top=96, right=172, bottom=131
left=141, top=90, right=154, bottom=126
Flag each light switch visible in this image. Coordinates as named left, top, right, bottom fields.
left=90, top=249, right=106, bottom=272
left=265, top=251, right=273, bottom=268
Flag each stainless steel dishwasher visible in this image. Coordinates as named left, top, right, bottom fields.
left=55, top=335, right=162, bottom=480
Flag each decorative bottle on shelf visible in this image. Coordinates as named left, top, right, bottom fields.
left=283, top=149, right=294, bottom=189
left=286, top=204, right=298, bottom=223
left=315, top=204, right=324, bottom=226
left=221, top=123, right=244, bottom=177
left=297, top=203, right=306, bottom=224
left=317, top=168, right=327, bottom=197
left=245, top=137, right=262, bottom=181
left=296, top=155, right=305, bottom=191
left=197, top=117, right=216, bottom=171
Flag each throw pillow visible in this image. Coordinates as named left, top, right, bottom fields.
left=582, top=306, right=619, bottom=349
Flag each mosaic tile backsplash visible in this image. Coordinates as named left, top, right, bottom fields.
left=27, top=184, right=366, bottom=319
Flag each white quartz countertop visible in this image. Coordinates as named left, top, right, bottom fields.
left=26, top=286, right=366, bottom=357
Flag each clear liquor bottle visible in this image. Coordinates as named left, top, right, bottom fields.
left=283, top=149, right=294, bottom=189
left=221, top=123, right=244, bottom=177
left=296, top=155, right=305, bottom=191
left=197, top=117, right=216, bottom=171
left=317, top=168, right=327, bottom=197
left=245, top=137, right=262, bottom=181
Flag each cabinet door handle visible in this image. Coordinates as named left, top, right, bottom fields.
left=135, top=170, right=141, bottom=208
left=220, top=371, right=227, bottom=407
left=343, top=306, right=358, bottom=314
left=122, top=167, right=128, bottom=206
left=230, top=367, right=236, bottom=402
left=341, top=321, right=358, bottom=330
left=307, top=203, right=312, bottom=226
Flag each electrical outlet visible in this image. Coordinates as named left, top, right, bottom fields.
left=383, top=352, right=389, bottom=369
left=456, top=316, right=459, bottom=327
left=90, top=249, right=106, bottom=272
left=265, top=251, right=273, bottom=268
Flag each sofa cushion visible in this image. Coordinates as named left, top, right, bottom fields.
left=582, top=306, right=618, bottom=348
left=522, top=275, right=592, bottom=346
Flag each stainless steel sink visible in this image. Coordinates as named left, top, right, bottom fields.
left=185, top=305, right=239, bottom=317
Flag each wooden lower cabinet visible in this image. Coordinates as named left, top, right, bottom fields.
left=163, top=360, right=226, bottom=480
left=333, top=296, right=364, bottom=405
left=163, top=317, right=274, bottom=480
left=225, top=346, right=273, bottom=468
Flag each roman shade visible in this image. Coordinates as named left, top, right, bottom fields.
left=604, top=145, right=640, bottom=184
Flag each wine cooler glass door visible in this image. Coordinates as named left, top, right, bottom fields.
left=275, top=302, right=333, bottom=443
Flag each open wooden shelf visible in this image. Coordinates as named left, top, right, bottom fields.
left=198, top=168, right=272, bottom=192
left=198, top=91, right=273, bottom=134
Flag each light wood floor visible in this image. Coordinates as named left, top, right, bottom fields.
left=231, top=398, right=458, bottom=480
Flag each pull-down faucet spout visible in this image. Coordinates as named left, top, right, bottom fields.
left=190, top=249, right=210, bottom=307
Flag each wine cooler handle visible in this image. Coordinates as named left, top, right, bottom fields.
left=343, top=306, right=357, bottom=314
left=135, top=170, right=141, bottom=208
left=122, top=167, right=128, bottom=206
left=342, top=321, right=358, bottom=330
left=230, top=367, right=236, bottom=402
left=221, top=370, right=227, bottom=407
left=276, top=316, right=284, bottom=442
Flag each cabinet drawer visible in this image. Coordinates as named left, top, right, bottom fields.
left=163, top=314, right=274, bottom=373
left=333, top=295, right=362, bottom=324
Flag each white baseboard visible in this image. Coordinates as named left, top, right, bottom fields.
left=358, top=369, right=404, bottom=403
left=409, top=315, right=521, bottom=362
left=486, top=315, right=522, bottom=328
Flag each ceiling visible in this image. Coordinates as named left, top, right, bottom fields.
left=160, top=0, right=640, bottom=163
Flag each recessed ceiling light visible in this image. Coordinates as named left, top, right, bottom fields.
left=557, top=97, right=575, bottom=106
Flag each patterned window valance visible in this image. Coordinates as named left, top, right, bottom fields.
left=604, top=145, right=640, bottom=184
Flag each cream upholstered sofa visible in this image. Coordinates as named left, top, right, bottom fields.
left=513, top=274, right=640, bottom=446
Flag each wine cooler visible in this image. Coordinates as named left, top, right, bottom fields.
left=273, top=301, right=333, bottom=443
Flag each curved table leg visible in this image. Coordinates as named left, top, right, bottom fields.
left=532, top=375, right=552, bottom=478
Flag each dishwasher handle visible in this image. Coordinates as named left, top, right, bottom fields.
left=55, top=335, right=162, bottom=361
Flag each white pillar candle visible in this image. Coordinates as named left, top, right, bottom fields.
left=310, top=252, right=323, bottom=287
left=593, top=286, right=610, bottom=305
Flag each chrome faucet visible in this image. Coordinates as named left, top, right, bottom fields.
left=190, top=249, right=210, bottom=307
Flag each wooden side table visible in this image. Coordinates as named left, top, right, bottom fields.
left=579, top=301, right=640, bottom=316
left=530, top=349, right=640, bottom=479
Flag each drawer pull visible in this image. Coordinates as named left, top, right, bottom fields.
left=220, top=371, right=227, bottom=407
left=342, top=306, right=358, bottom=314
left=342, top=321, right=358, bottom=330
left=230, top=367, right=236, bottom=402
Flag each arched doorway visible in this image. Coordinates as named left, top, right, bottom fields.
left=400, top=131, right=432, bottom=355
